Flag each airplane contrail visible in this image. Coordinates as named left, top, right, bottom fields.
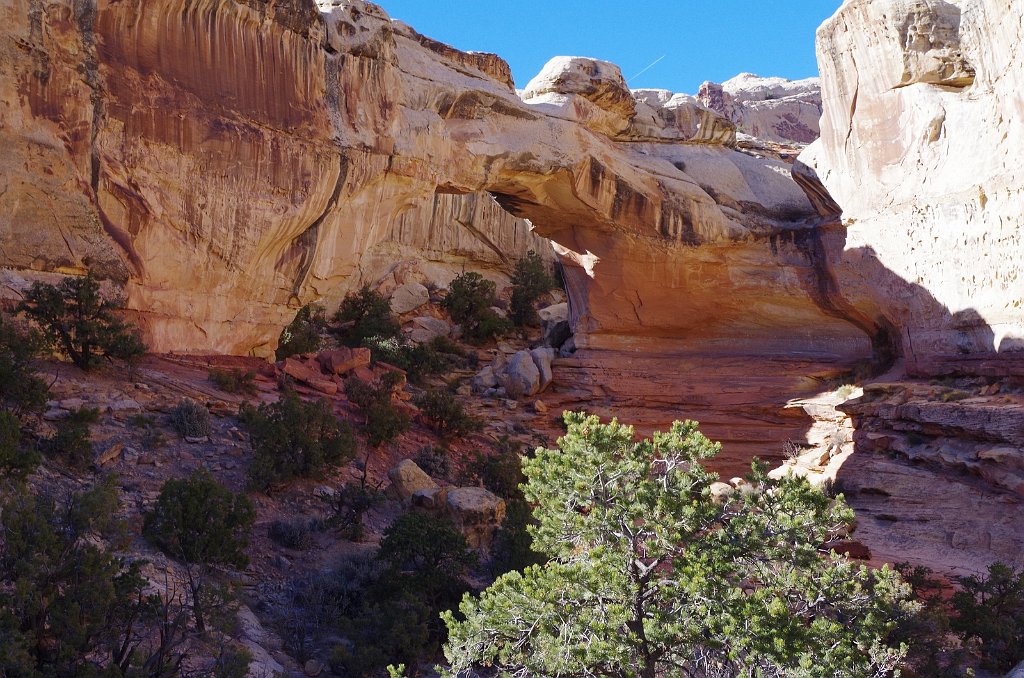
left=628, top=55, right=667, bottom=83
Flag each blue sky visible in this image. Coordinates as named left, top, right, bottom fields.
left=378, top=1, right=840, bottom=94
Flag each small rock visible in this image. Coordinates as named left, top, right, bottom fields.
left=500, top=350, right=541, bottom=398
left=472, top=365, right=498, bottom=393
left=275, top=555, right=291, bottom=569
left=530, top=347, right=555, bottom=393
left=184, top=436, right=207, bottom=444
left=108, top=399, right=143, bottom=415
left=533, top=399, right=548, bottom=414
left=59, top=398, right=85, bottom=410
left=411, top=486, right=448, bottom=510
left=390, top=282, right=430, bottom=314
left=709, top=482, right=734, bottom=504
left=94, top=441, right=125, bottom=467
left=409, top=316, right=451, bottom=342
left=303, top=659, right=324, bottom=677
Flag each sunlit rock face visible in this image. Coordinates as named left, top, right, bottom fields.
left=801, top=0, right=1024, bottom=377
left=698, top=73, right=822, bottom=146
left=0, top=0, right=870, bottom=364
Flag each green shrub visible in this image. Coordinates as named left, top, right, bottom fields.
left=209, top=368, right=257, bottom=395
left=443, top=272, right=510, bottom=344
left=334, top=286, right=401, bottom=348
left=413, top=388, right=482, bottom=438
left=413, top=445, right=452, bottom=480
left=143, top=469, right=255, bottom=632
left=339, top=512, right=476, bottom=675
left=268, top=519, right=315, bottom=551
left=509, top=250, right=555, bottom=327
left=0, top=476, right=186, bottom=675
left=0, top=410, right=39, bottom=480
left=462, top=436, right=527, bottom=500
left=951, top=563, right=1024, bottom=671
left=47, top=406, right=100, bottom=469
left=362, top=334, right=465, bottom=385
left=17, top=270, right=145, bottom=370
left=276, top=303, right=328, bottom=360
left=170, top=398, right=212, bottom=438
left=0, top=315, right=49, bottom=415
left=344, top=372, right=410, bottom=448
left=325, top=483, right=384, bottom=541
left=241, top=393, right=356, bottom=491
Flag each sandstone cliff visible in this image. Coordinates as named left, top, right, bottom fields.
left=0, top=0, right=868, bottom=366
left=795, top=0, right=1024, bottom=577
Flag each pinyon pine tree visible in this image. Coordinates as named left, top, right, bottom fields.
left=442, top=412, right=913, bottom=678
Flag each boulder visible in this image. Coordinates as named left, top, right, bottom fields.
left=387, top=459, right=439, bottom=501
left=411, top=485, right=448, bottom=510
left=500, top=350, right=541, bottom=399
left=445, top=486, right=506, bottom=549
left=317, top=347, right=371, bottom=375
left=390, top=283, right=429, bottom=314
left=530, top=347, right=555, bottom=393
left=408, top=316, right=450, bottom=343
left=1007, top=660, right=1024, bottom=678
left=471, top=365, right=498, bottom=393
left=538, top=302, right=572, bottom=349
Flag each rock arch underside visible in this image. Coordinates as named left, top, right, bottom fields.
left=1, top=0, right=1022, bottom=575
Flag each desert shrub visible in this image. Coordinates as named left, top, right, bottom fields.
left=46, top=406, right=100, bottom=469
left=325, top=482, right=384, bottom=541
left=462, top=437, right=542, bottom=576
left=344, top=372, right=410, bottom=447
left=443, top=272, right=510, bottom=344
left=277, top=303, right=328, bottom=360
left=0, top=315, right=49, bottom=415
left=950, top=562, right=1024, bottom=671
left=782, top=438, right=804, bottom=460
left=143, top=469, right=255, bottom=632
left=509, top=250, right=556, bottom=326
left=330, top=512, right=476, bottom=676
left=268, top=519, right=315, bottom=551
left=17, top=270, right=145, bottom=370
left=171, top=397, right=212, bottom=438
left=0, top=476, right=189, bottom=675
left=413, top=444, right=452, bottom=480
left=241, top=393, right=356, bottom=491
left=130, top=413, right=166, bottom=451
left=895, top=561, right=1024, bottom=675
left=413, top=388, right=482, bottom=438
left=209, top=368, right=257, bottom=395
left=462, top=436, right=527, bottom=500
left=362, top=334, right=466, bottom=385
left=0, top=410, right=39, bottom=480
left=334, top=286, right=401, bottom=348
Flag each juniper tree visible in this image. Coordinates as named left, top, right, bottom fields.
left=143, top=469, right=255, bottom=633
left=17, top=271, right=145, bottom=370
left=443, top=412, right=913, bottom=678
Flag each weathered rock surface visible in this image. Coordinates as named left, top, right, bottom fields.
left=445, top=486, right=506, bottom=549
left=697, top=73, right=822, bottom=146
left=387, top=459, right=438, bottom=501
left=0, top=0, right=868, bottom=367
left=800, top=0, right=1024, bottom=376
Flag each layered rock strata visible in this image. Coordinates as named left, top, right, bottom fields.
left=792, top=0, right=1024, bottom=576
left=697, top=73, right=822, bottom=146
left=0, top=0, right=869, bottom=369
left=801, top=0, right=1024, bottom=377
